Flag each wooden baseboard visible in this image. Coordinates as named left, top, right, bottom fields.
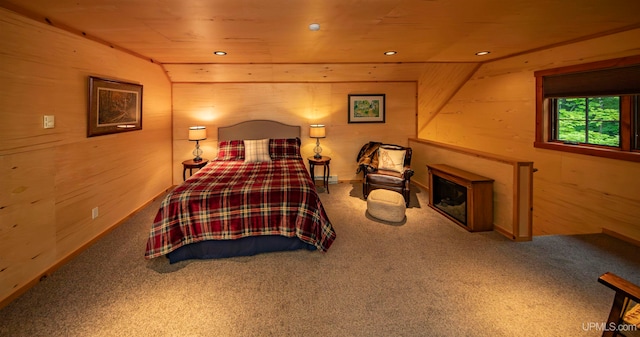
left=0, top=187, right=171, bottom=310
left=602, top=228, right=640, bottom=247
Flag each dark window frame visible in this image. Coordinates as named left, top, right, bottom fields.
left=534, top=55, right=640, bottom=163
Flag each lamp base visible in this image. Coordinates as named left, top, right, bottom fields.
left=313, top=138, right=323, bottom=159
left=192, top=140, right=203, bottom=162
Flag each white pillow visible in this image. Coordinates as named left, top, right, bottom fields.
left=378, top=148, right=405, bottom=173
left=244, top=139, right=272, bottom=163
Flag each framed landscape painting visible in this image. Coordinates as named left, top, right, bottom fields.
left=88, top=76, right=143, bottom=137
left=348, top=94, right=385, bottom=123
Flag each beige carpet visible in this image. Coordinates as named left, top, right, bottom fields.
left=1, top=182, right=639, bottom=337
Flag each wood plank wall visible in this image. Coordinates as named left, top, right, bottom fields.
left=417, top=28, right=640, bottom=242
left=0, top=8, right=173, bottom=306
left=167, top=62, right=480, bottom=186
left=172, top=82, right=417, bottom=185
left=409, top=138, right=533, bottom=240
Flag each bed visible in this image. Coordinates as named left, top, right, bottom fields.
left=144, top=120, right=336, bottom=263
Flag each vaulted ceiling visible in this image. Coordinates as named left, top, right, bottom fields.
left=3, top=0, right=640, bottom=65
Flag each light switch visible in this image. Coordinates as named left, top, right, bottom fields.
left=44, top=115, right=55, bottom=129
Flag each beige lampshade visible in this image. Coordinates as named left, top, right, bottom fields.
left=188, top=126, right=207, bottom=141
left=309, top=124, right=326, bottom=138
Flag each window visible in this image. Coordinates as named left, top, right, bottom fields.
left=534, top=55, right=640, bottom=162
left=551, top=96, right=621, bottom=147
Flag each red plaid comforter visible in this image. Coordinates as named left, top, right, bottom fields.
left=145, top=159, right=336, bottom=259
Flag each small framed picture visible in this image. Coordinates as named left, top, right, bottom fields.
left=348, top=94, right=385, bottom=123
left=88, top=76, right=143, bottom=137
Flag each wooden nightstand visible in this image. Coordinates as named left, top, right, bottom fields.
left=308, top=156, right=331, bottom=193
left=182, top=159, right=209, bottom=181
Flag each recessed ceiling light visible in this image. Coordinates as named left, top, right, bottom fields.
left=309, top=23, right=320, bottom=31
left=384, top=51, right=397, bottom=56
left=213, top=51, right=227, bottom=56
left=475, top=51, right=490, bottom=56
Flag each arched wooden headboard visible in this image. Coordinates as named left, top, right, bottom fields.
left=218, top=120, right=301, bottom=141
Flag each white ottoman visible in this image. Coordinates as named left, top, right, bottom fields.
left=367, top=189, right=406, bottom=222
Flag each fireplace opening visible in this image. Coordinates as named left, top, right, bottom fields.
left=432, top=175, right=467, bottom=226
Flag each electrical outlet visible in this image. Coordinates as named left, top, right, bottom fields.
left=91, top=207, right=99, bottom=219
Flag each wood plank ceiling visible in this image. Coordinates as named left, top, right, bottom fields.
left=2, top=0, right=640, bottom=74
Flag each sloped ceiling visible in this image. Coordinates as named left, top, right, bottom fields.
left=2, top=0, right=640, bottom=65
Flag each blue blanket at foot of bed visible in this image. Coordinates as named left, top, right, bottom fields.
left=166, top=235, right=317, bottom=263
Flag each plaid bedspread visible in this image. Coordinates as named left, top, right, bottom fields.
left=145, top=159, right=336, bottom=259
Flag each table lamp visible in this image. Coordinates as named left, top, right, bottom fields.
left=310, top=124, right=326, bottom=159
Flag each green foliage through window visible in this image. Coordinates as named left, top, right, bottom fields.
left=554, top=97, right=620, bottom=147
